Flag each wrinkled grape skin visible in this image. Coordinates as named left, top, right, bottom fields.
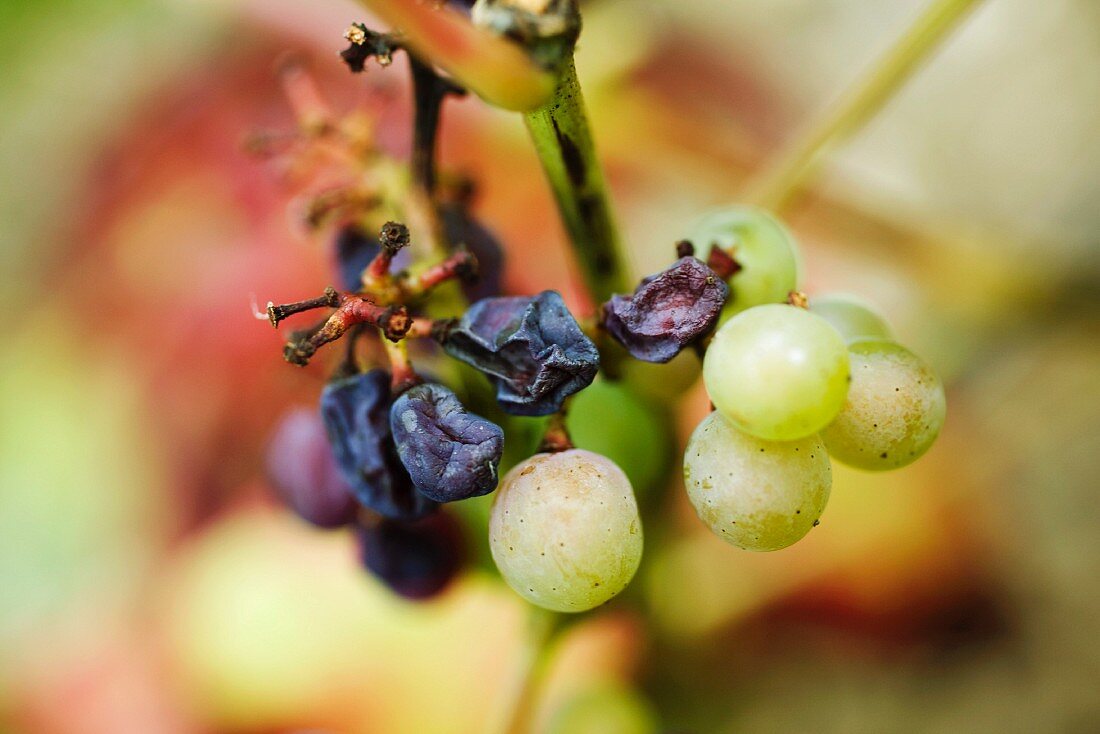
left=704, top=304, right=850, bottom=441
left=822, top=340, right=946, bottom=471
left=489, top=450, right=642, bottom=613
left=390, top=383, right=504, bottom=503
left=810, top=293, right=894, bottom=344
left=265, top=408, right=358, bottom=528
left=603, top=257, right=728, bottom=363
left=683, top=412, right=831, bottom=551
left=442, top=291, right=599, bottom=416
left=357, top=512, right=464, bottom=600
left=320, top=370, right=437, bottom=520
left=688, top=206, right=801, bottom=321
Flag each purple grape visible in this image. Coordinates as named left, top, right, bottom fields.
left=603, top=256, right=728, bottom=363
left=357, top=513, right=464, bottom=600
left=440, top=290, right=599, bottom=416
left=390, top=383, right=504, bottom=502
left=334, top=225, right=379, bottom=292
left=440, top=203, right=505, bottom=300
left=320, top=370, right=437, bottom=520
left=265, top=408, right=359, bottom=528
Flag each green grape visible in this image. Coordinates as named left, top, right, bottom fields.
left=546, top=684, right=659, bottom=734
left=821, top=340, right=946, bottom=470
left=810, top=293, right=895, bottom=344
left=566, top=378, right=672, bottom=503
left=619, top=347, right=701, bottom=403
left=703, top=304, right=850, bottom=441
left=687, top=205, right=801, bottom=320
left=683, top=411, right=831, bottom=551
left=489, top=450, right=642, bottom=612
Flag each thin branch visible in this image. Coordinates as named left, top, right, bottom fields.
left=742, top=0, right=986, bottom=212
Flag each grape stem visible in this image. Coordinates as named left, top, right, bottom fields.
left=538, top=411, right=574, bottom=454
left=488, top=606, right=563, bottom=734
left=741, top=0, right=986, bottom=212
left=524, top=58, right=632, bottom=306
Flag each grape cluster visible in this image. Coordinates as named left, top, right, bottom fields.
left=259, top=21, right=946, bottom=613
left=682, top=206, right=946, bottom=551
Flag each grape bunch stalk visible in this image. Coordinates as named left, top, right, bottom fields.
left=256, top=0, right=964, bottom=728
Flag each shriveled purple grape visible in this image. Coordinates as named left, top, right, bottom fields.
left=440, top=291, right=599, bottom=416
left=320, top=370, right=436, bottom=519
left=390, top=383, right=504, bottom=503
left=265, top=408, right=358, bottom=528
left=334, top=225, right=379, bottom=292
left=441, top=203, right=504, bottom=300
left=357, top=513, right=464, bottom=600
left=603, top=257, right=728, bottom=363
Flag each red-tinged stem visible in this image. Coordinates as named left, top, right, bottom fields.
left=266, top=286, right=340, bottom=328
left=404, top=317, right=438, bottom=339
left=352, top=0, right=555, bottom=111
left=382, top=338, right=420, bottom=393
left=537, top=411, right=574, bottom=454
left=402, top=250, right=477, bottom=299
left=283, top=295, right=411, bottom=366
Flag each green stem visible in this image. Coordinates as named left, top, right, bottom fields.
left=489, top=606, right=562, bottom=734
left=742, top=0, right=986, bottom=212
left=524, top=59, right=631, bottom=305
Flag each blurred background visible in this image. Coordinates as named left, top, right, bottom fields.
left=1, top=0, right=1099, bottom=732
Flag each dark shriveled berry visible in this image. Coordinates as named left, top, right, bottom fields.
left=265, top=408, right=358, bottom=528
left=440, top=291, right=599, bottom=416
left=602, top=257, right=729, bottom=363
left=390, top=383, right=505, bottom=502
left=357, top=513, right=464, bottom=600
left=320, top=369, right=436, bottom=519
left=334, top=225, right=380, bottom=292
left=440, top=203, right=505, bottom=300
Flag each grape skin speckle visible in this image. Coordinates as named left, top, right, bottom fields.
left=489, top=450, right=643, bottom=612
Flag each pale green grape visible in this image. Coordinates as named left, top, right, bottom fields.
left=683, top=411, right=831, bottom=551
left=822, top=340, right=946, bottom=471
left=810, top=293, right=895, bottom=344
left=489, top=450, right=642, bottom=612
left=546, top=684, right=658, bottom=734
left=703, top=304, right=850, bottom=441
left=688, top=205, right=801, bottom=321
left=619, top=348, right=701, bottom=403
left=566, top=377, right=672, bottom=503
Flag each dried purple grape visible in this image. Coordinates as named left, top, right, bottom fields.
left=390, top=383, right=504, bottom=502
left=320, top=370, right=436, bottom=519
left=441, top=203, right=504, bottom=301
left=357, top=513, right=464, bottom=600
left=334, top=225, right=379, bottom=292
left=265, top=408, right=358, bottom=528
left=603, top=257, right=728, bottom=363
left=440, top=290, right=599, bottom=416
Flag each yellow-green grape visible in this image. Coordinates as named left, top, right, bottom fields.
left=810, top=293, right=895, bottom=344
left=489, top=450, right=642, bottom=612
left=822, top=340, right=946, bottom=470
left=688, top=205, right=801, bottom=320
left=703, top=304, right=850, bottom=441
left=566, top=378, right=672, bottom=503
left=619, top=348, right=702, bottom=403
left=546, top=684, right=659, bottom=734
left=683, top=411, right=831, bottom=551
